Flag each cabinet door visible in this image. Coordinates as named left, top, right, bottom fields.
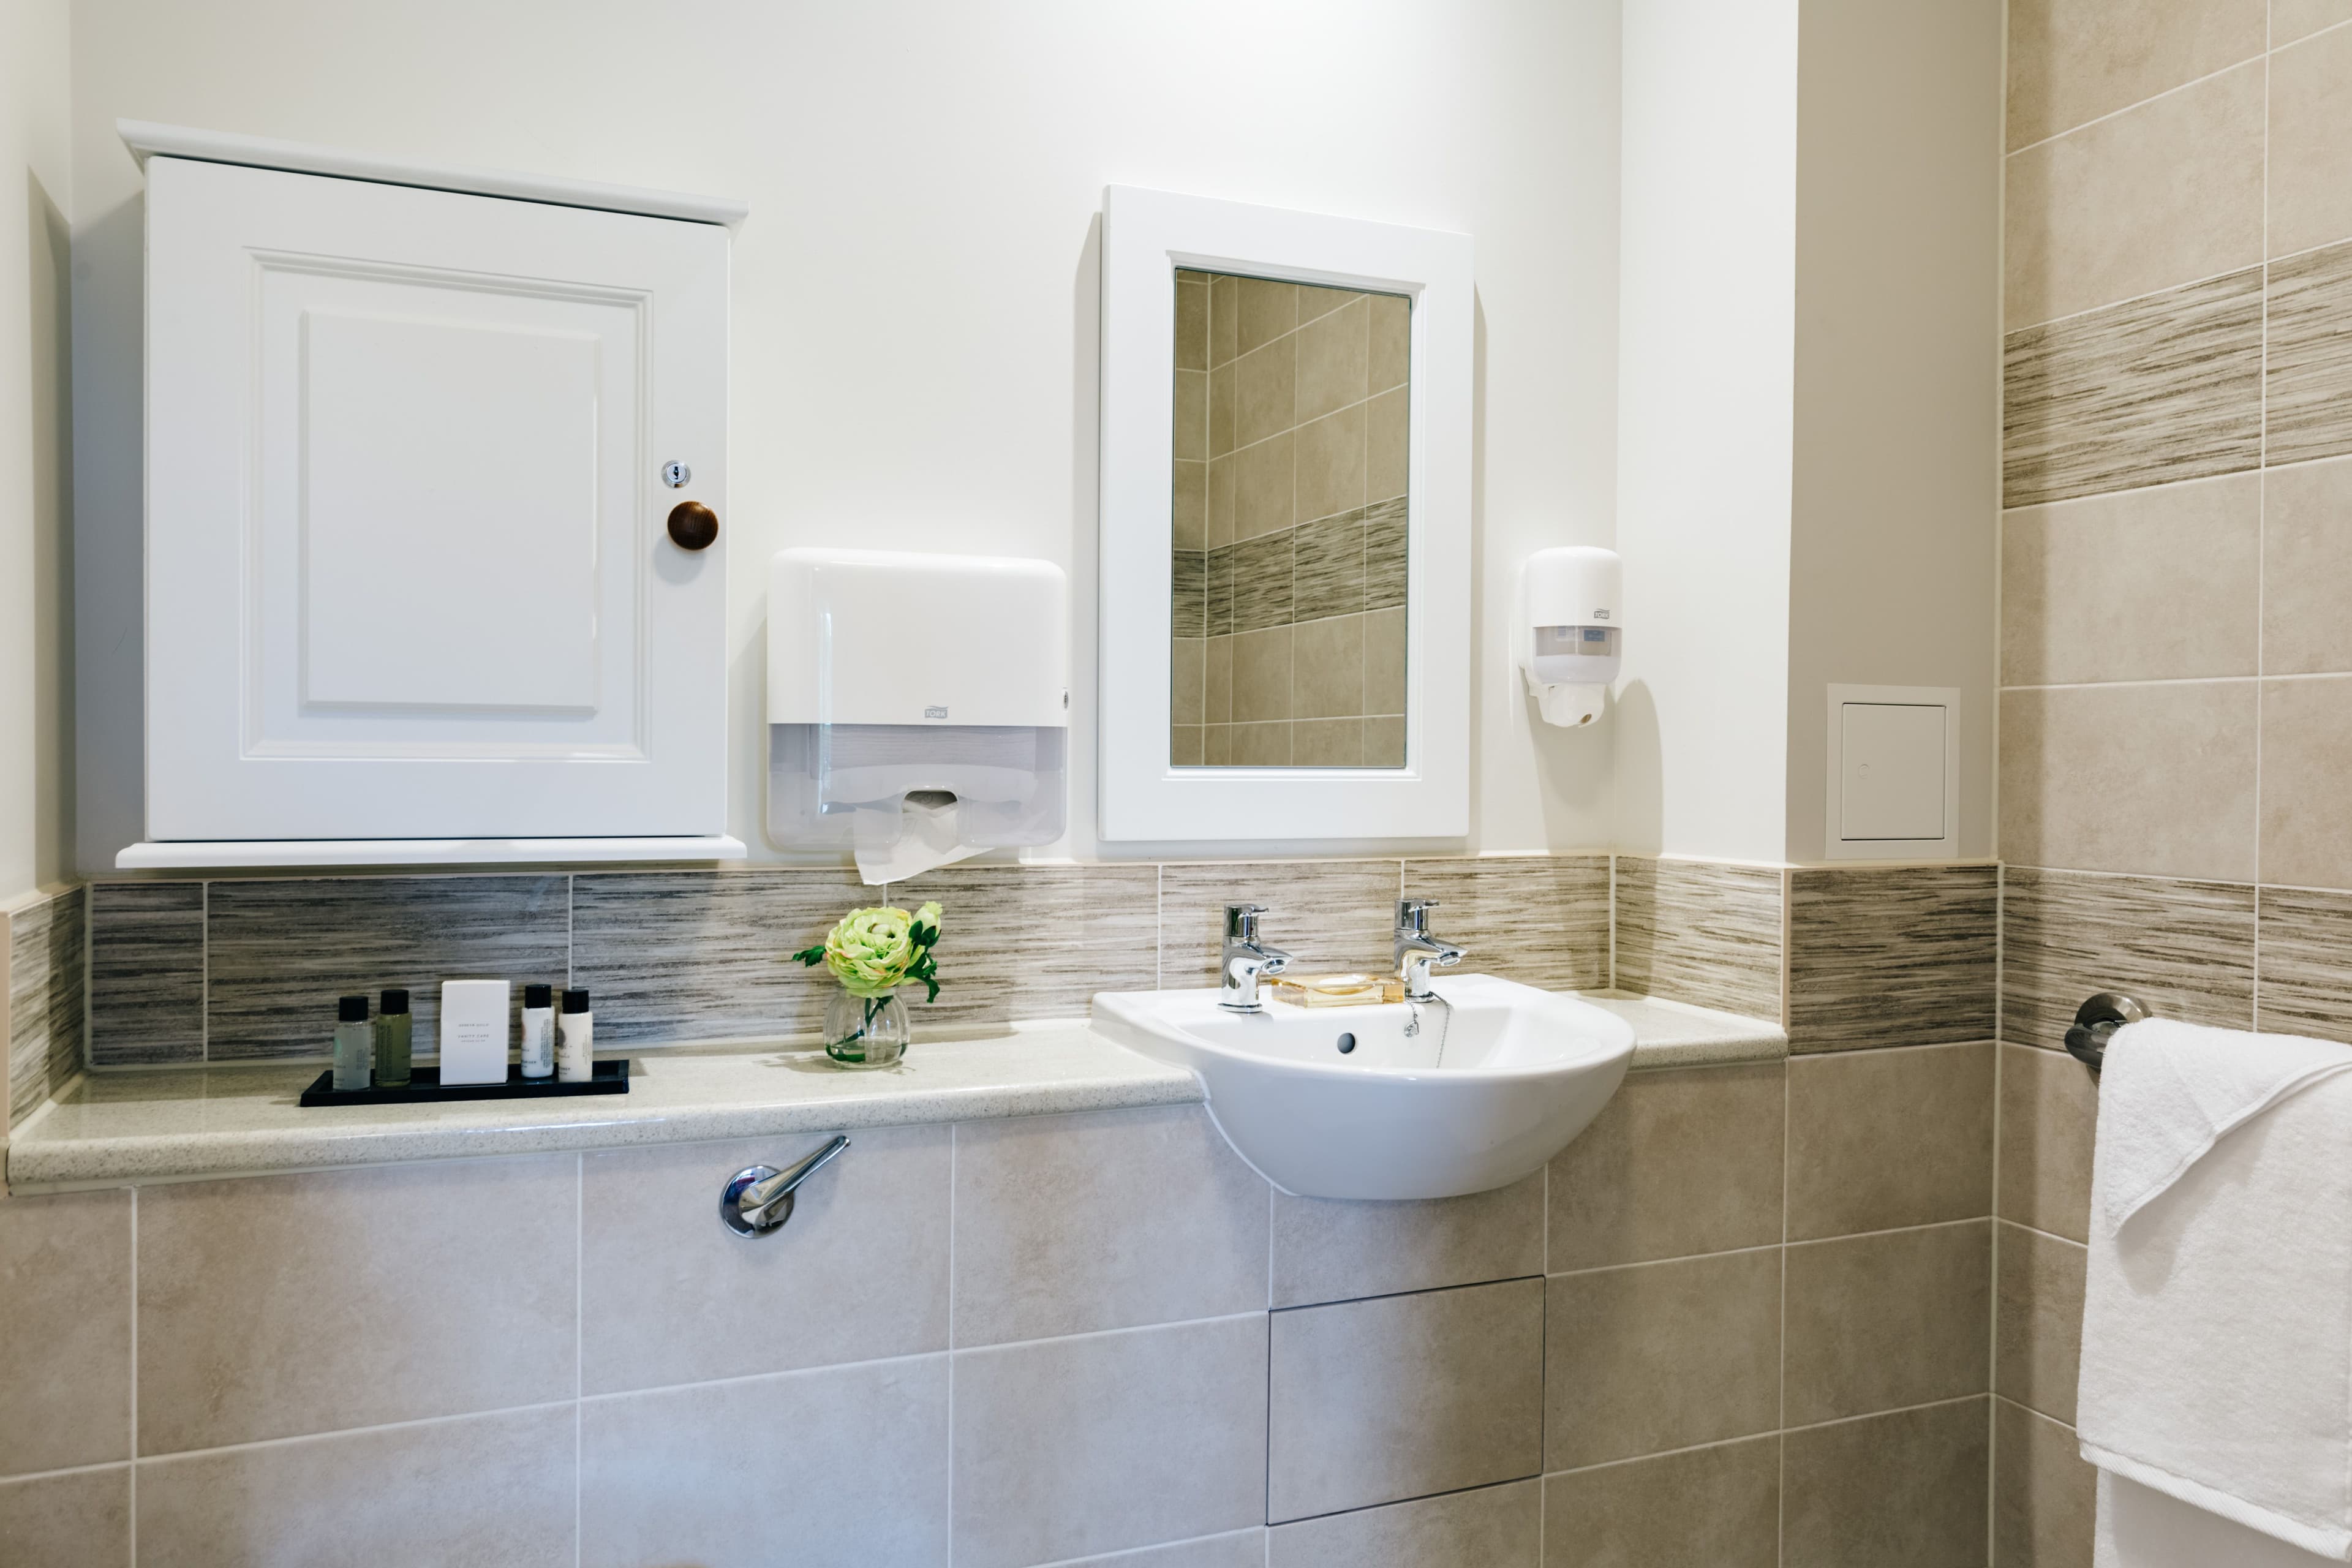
left=145, top=157, right=727, bottom=842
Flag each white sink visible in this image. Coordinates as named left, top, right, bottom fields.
left=1090, top=974, right=1635, bottom=1200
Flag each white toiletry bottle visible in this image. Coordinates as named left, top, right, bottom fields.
left=520, top=984, right=554, bottom=1079
left=557, top=988, right=594, bottom=1083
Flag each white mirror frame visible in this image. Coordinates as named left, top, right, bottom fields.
left=1097, top=184, right=1473, bottom=842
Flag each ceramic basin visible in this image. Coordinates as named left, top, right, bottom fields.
left=1090, top=974, right=1635, bottom=1200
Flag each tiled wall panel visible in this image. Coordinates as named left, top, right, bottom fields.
left=85, top=882, right=202, bottom=1067
left=1610, top=858, right=1784, bottom=1020
left=1785, top=866, right=1997, bottom=1051
left=5, top=885, right=84, bottom=1122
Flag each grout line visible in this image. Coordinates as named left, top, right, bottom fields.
left=132, top=1397, right=585, bottom=1468
left=1019, top=1527, right=1270, bottom=1568
left=1996, top=1214, right=2088, bottom=1251
left=2004, top=51, right=2266, bottom=160
left=1778, top=1039, right=1790, bottom=1563
left=1542, top=1425, right=1784, bottom=1480
left=1275, top=1272, right=1543, bottom=1316
left=1774, top=1391, right=1989, bottom=1439
left=0, top=1457, right=136, bottom=1487
left=1265, top=1471, right=1543, bottom=1532
left=573, top=1150, right=583, bottom=1568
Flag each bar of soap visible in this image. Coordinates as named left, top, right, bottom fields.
left=438, top=979, right=511, bottom=1085
left=1267, top=973, right=1405, bottom=1008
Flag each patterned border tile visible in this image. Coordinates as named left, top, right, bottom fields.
left=2254, top=884, right=2352, bottom=1044
left=1999, top=865, right=2254, bottom=1051
left=87, top=884, right=204, bottom=1068
left=1158, top=861, right=1404, bottom=989
left=1785, top=867, right=1997, bottom=1052
left=886, top=864, right=1158, bottom=1031
left=1400, top=858, right=1610, bottom=993
left=2266, top=240, right=2352, bottom=468
left=7, top=886, right=85, bottom=1126
left=1611, top=859, right=1783, bottom=1023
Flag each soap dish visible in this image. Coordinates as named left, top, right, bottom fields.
left=1266, top=973, right=1406, bottom=1008
left=298, top=1060, right=629, bottom=1107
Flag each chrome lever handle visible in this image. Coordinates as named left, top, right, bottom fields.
left=719, top=1134, right=850, bottom=1237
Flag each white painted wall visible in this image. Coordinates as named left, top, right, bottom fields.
left=1, top=0, right=75, bottom=903
left=1611, top=0, right=1801, bottom=861
left=1784, top=0, right=2001, bottom=862
left=68, top=0, right=1624, bottom=870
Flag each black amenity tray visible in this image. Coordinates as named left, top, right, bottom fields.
left=298, top=1060, right=629, bottom=1107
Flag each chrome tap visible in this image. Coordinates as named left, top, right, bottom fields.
left=1220, top=903, right=1292, bottom=1012
left=1393, top=897, right=1467, bottom=1000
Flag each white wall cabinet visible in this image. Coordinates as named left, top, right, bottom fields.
left=121, top=126, right=744, bottom=867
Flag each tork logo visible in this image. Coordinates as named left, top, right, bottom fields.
left=924, top=706, right=949, bottom=720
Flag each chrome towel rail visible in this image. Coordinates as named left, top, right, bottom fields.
left=2064, top=992, right=2147, bottom=1075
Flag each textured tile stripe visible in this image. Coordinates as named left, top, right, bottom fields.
left=2265, top=241, right=2352, bottom=469
left=87, top=883, right=205, bottom=1068
left=2255, top=886, right=2352, bottom=1045
left=1171, top=551, right=1207, bottom=638
left=1999, top=866, right=2254, bottom=1051
left=2002, top=268, right=2263, bottom=508
left=7, top=887, right=86, bottom=1127
left=1785, top=867, right=1997, bottom=1053
left=887, top=864, right=1158, bottom=1030
left=1611, top=859, right=1784, bottom=1022
left=1401, top=858, right=1611, bottom=993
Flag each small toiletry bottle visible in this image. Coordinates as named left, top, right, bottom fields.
left=375, top=989, right=413, bottom=1088
left=520, top=984, right=555, bottom=1079
left=557, top=988, right=593, bottom=1083
left=333, top=995, right=372, bottom=1091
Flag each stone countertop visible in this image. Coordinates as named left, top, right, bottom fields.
left=5, top=994, right=1784, bottom=1192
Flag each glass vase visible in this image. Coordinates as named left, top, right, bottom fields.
left=824, top=987, right=910, bottom=1069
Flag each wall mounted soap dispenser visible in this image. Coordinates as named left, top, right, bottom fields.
left=1516, top=546, right=1623, bottom=728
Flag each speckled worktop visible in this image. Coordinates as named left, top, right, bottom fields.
left=4, top=993, right=1783, bottom=1191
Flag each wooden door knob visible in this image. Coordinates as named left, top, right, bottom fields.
left=666, top=500, right=718, bottom=551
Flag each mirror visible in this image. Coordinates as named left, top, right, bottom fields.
left=1169, top=271, right=1410, bottom=769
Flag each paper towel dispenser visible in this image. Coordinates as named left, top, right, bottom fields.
left=767, top=547, right=1070, bottom=881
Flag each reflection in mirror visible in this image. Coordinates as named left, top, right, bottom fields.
left=1170, top=270, right=1409, bottom=769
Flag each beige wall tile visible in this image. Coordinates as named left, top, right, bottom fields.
left=138, top=1157, right=576, bottom=1455
left=1232, top=431, right=1292, bottom=540
left=2277, top=0, right=2352, bottom=45
left=1203, top=723, right=1234, bottom=766
left=0, top=1467, right=129, bottom=1568
left=1291, top=717, right=1362, bottom=766
left=1363, top=606, right=1406, bottom=717
left=1294, top=283, right=1363, bottom=326
left=1366, top=715, right=1405, bottom=767
left=1369, top=295, right=1409, bottom=394
left=1295, top=298, right=1369, bottom=423
left=137, top=1405, right=575, bottom=1568
left=1272, top=1169, right=1542, bottom=1308
left=1230, top=625, right=1293, bottom=723
left=1999, top=680, right=2257, bottom=880
left=1787, top=1043, right=1994, bottom=1240
left=1172, top=636, right=1205, bottom=725
left=1997, top=1041, right=2100, bottom=1245
left=1237, top=277, right=1297, bottom=355
left=2271, top=25, right=2352, bottom=258
left=952, top=1316, right=1267, bottom=1568
left=1270, top=1278, right=1544, bottom=1521
left=1401, top=856, right=1611, bottom=993
left=954, top=1104, right=1268, bottom=1346
left=2264, top=458, right=2352, bottom=675
left=1232, top=720, right=1291, bottom=765
left=1272, top=1479, right=1539, bottom=1568
left=1542, top=1436, right=1779, bottom=1568
left=580, top=1124, right=948, bottom=1394
left=581, top=1355, right=948, bottom=1568
left=1207, top=361, right=1234, bottom=459
left=1172, top=459, right=1206, bottom=552
left=1996, top=1221, right=2087, bottom=1426
left=1545, top=1249, right=1782, bottom=1471
left=1294, top=405, right=1366, bottom=525
left=1158, top=861, right=1401, bottom=986
left=1210, top=274, right=1238, bottom=368
left=1291, top=612, right=1363, bottom=720
left=1610, top=858, right=1785, bottom=1020
left=2000, top=865, right=2256, bottom=1051
left=2257, top=885, right=2352, bottom=1042
left=1171, top=725, right=1204, bottom=766
left=1994, top=1399, right=2096, bottom=1568
left=1786, top=867, right=1998, bottom=1052
left=1784, top=1221, right=1992, bottom=1426
left=2005, top=0, right=2264, bottom=150
left=2002, top=268, right=2263, bottom=507
left=0, top=1189, right=130, bottom=1477
left=1175, top=277, right=1208, bottom=372
left=2261, top=676, right=2352, bottom=888
left=1366, top=386, right=1408, bottom=502
left=1174, top=368, right=1207, bottom=461
left=1548, top=1061, right=1786, bottom=1271
left=1782, top=1398, right=1989, bottom=1568
left=1206, top=453, right=1234, bottom=547
left=2003, top=61, right=2263, bottom=329
left=2002, top=473, right=2260, bottom=685
left=1204, top=635, right=1232, bottom=725
left=1234, top=341, right=1295, bottom=449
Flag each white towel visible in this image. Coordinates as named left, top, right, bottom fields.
left=2098, top=1472, right=2340, bottom=1568
left=2078, top=1019, right=2352, bottom=1560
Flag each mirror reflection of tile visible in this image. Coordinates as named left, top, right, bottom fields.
left=1170, top=269, right=1409, bottom=769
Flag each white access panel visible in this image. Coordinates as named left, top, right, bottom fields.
left=1824, top=684, right=1959, bottom=861
left=140, top=154, right=731, bottom=848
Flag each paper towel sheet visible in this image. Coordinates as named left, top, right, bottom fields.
left=851, top=796, right=986, bottom=885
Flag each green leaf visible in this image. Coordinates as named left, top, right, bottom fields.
left=919, top=974, right=941, bottom=1003
left=789, top=945, right=827, bottom=967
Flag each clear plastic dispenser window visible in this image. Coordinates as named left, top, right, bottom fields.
left=767, top=547, right=1070, bottom=881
